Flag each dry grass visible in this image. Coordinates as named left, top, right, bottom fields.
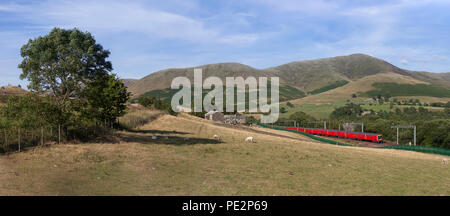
left=117, top=109, right=165, bottom=129
left=0, top=113, right=449, bottom=195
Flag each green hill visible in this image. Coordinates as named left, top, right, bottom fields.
left=126, top=54, right=450, bottom=101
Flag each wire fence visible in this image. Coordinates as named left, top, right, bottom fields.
left=0, top=124, right=115, bottom=154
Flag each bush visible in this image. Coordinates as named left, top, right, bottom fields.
left=245, top=116, right=258, bottom=125
left=289, top=111, right=316, bottom=126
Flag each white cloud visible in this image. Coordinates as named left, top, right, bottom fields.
left=7, top=0, right=262, bottom=46
left=251, top=0, right=339, bottom=14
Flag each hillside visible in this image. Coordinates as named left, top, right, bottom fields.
left=126, top=54, right=450, bottom=100
left=288, top=72, right=429, bottom=105
left=128, top=63, right=274, bottom=97
left=1, top=112, right=448, bottom=195
left=0, top=85, right=28, bottom=95
left=120, top=78, right=138, bottom=88
left=265, top=53, right=404, bottom=92
left=0, top=86, right=28, bottom=103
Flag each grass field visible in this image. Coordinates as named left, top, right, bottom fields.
left=362, top=82, right=450, bottom=98
left=280, top=101, right=373, bottom=119
left=0, top=113, right=449, bottom=195
left=281, top=101, right=447, bottom=119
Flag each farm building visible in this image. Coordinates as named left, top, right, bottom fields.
left=205, top=110, right=224, bottom=122
left=224, top=114, right=246, bottom=124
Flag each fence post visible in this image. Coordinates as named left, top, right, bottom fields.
left=18, top=128, right=21, bottom=152
left=3, top=128, right=6, bottom=152
left=58, top=124, right=61, bottom=144
left=41, top=127, right=44, bottom=146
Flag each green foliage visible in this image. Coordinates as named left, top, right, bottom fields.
left=286, top=102, right=294, bottom=108
left=328, top=102, right=450, bottom=149
left=18, top=28, right=112, bottom=108
left=137, top=95, right=176, bottom=115
left=416, top=120, right=450, bottom=148
left=289, top=111, right=316, bottom=125
left=0, top=94, right=62, bottom=128
left=245, top=116, right=258, bottom=125
left=280, top=107, right=287, bottom=113
left=277, top=85, right=305, bottom=101
left=362, top=82, right=450, bottom=98
left=82, top=74, right=130, bottom=122
left=329, top=103, right=363, bottom=120
left=308, top=80, right=349, bottom=95
left=0, top=28, right=131, bottom=150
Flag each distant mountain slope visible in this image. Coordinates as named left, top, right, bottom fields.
left=402, top=71, right=450, bottom=88
left=0, top=86, right=28, bottom=96
left=264, top=53, right=407, bottom=91
left=128, top=63, right=274, bottom=97
left=0, top=85, right=28, bottom=103
left=288, top=73, right=429, bottom=105
left=120, top=79, right=138, bottom=88
left=127, top=54, right=450, bottom=98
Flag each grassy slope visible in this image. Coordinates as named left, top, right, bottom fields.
left=139, top=84, right=305, bottom=103
left=288, top=73, right=429, bottom=105
left=277, top=73, right=450, bottom=119
left=1, top=113, right=449, bottom=195
left=363, top=83, right=450, bottom=98
left=128, top=63, right=274, bottom=97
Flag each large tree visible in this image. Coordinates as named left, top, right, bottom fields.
left=18, top=28, right=112, bottom=108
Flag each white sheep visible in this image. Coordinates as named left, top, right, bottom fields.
left=213, top=134, right=220, bottom=141
left=245, top=136, right=254, bottom=143
left=152, top=135, right=157, bottom=140
left=443, top=158, right=448, bottom=165
left=184, top=137, right=190, bottom=141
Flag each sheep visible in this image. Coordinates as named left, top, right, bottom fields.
left=184, top=137, right=190, bottom=141
left=164, top=136, right=169, bottom=140
left=443, top=158, right=448, bottom=165
left=152, top=135, right=157, bottom=140
left=245, top=136, right=253, bottom=143
left=213, top=134, right=220, bottom=141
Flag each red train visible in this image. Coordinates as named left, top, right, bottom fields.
left=280, top=127, right=383, bottom=143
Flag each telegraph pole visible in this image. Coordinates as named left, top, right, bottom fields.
left=391, top=124, right=416, bottom=145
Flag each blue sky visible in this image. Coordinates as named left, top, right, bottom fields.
left=1, top=0, right=450, bottom=87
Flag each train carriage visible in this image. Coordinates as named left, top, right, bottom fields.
left=280, top=127, right=383, bottom=143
